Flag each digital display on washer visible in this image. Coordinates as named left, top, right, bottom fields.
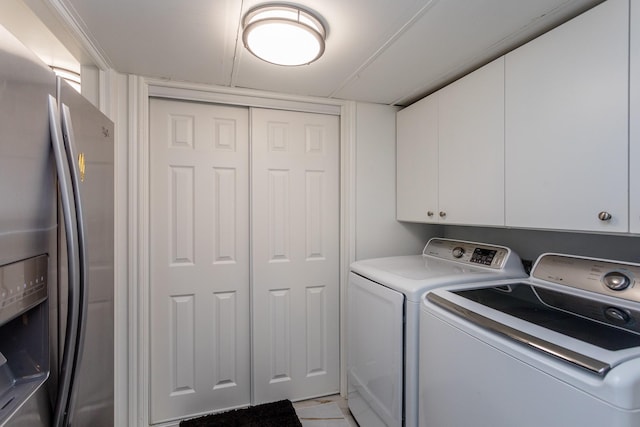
left=470, top=248, right=496, bottom=265
left=454, top=284, right=640, bottom=351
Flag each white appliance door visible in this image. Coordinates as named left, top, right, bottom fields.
left=348, top=272, right=404, bottom=427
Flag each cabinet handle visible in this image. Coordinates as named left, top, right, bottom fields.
left=598, top=211, right=612, bottom=221
left=427, top=211, right=434, bottom=217
left=439, top=211, right=446, bottom=218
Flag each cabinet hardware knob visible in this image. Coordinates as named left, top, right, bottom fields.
left=439, top=211, right=446, bottom=218
left=598, top=211, right=612, bottom=221
left=427, top=211, right=434, bottom=217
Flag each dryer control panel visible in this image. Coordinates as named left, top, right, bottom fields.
left=423, top=238, right=511, bottom=270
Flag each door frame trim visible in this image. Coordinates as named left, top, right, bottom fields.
left=128, top=76, right=355, bottom=426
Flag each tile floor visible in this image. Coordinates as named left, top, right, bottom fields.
left=293, top=394, right=359, bottom=427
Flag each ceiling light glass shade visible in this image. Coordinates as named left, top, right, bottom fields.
left=242, top=4, right=326, bottom=66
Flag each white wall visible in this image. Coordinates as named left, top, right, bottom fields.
left=355, top=102, right=437, bottom=260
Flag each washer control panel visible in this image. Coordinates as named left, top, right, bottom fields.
left=532, top=254, right=640, bottom=303
left=423, top=238, right=510, bottom=269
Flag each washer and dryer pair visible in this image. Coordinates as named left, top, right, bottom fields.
left=347, top=238, right=528, bottom=427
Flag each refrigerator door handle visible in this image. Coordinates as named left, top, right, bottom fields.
left=48, top=95, right=81, bottom=427
left=60, top=103, right=89, bottom=426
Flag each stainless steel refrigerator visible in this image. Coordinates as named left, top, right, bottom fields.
left=0, top=23, right=114, bottom=426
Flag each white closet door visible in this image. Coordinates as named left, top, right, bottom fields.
left=149, top=99, right=250, bottom=423
left=251, top=108, right=340, bottom=404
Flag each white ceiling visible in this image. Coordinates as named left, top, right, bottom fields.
left=27, top=0, right=603, bottom=106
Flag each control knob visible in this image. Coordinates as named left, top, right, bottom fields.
left=452, top=247, right=465, bottom=259
left=603, top=271, right=631, bottom=291
left=604, top=307, right=631, bottom=325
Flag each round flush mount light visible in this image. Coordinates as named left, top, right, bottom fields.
left=242, top=4, right=326, bottom=66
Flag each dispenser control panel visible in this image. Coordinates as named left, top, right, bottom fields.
left=0, top=255, right=48, bottom=326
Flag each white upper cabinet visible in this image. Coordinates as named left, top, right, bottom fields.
left=396, top=57, right=504, bottom=226
left=505, top=0, right=629, bottom=233
left=396, top=92, right=438, bottom=222
left=631, top=0, right=640, bottom=233
left=438, top=57, right=504, bottom=226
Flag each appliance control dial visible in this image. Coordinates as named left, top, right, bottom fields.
left=603, top=271, right=631, bottom=291
left=452, top=247, right=465, bottom=259
left=604, top=307, right=631, bottom=324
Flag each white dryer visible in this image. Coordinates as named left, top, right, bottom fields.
left=347, top=238, right=527, bottom=427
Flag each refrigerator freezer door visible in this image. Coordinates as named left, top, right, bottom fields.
left=0, top=24, right=57, bottom=427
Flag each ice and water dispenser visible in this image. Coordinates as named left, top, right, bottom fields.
left=0, top=255, right=49, bottom=425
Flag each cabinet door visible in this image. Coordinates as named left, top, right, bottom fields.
left=505, top=0, right=629, bottom=232
left=631, top=0, right=640, bottom=233
left=396, top=94, right=438, bottom=222
left=438, top=57, right=505, bottom=226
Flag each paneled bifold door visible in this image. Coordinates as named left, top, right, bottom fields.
left=148, top=99, right=339, bottom=424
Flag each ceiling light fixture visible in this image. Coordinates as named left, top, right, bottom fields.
left=242, top=4, right=326, bottom=66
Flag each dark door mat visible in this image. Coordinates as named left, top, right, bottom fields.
left=179, top=399, right=303, bottom=427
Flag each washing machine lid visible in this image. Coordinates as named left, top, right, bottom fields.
left=426, top=278, right=640, bottom=378
left=350, top=238, right=527, bottom=302
left=452, top=283, right=640, bottom=352
left=423, top=280, right=640, bottom=411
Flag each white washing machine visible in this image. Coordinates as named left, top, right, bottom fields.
left=419, top=253, right=640, bottom=427
left=347, top=238, right=527, bottom=427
